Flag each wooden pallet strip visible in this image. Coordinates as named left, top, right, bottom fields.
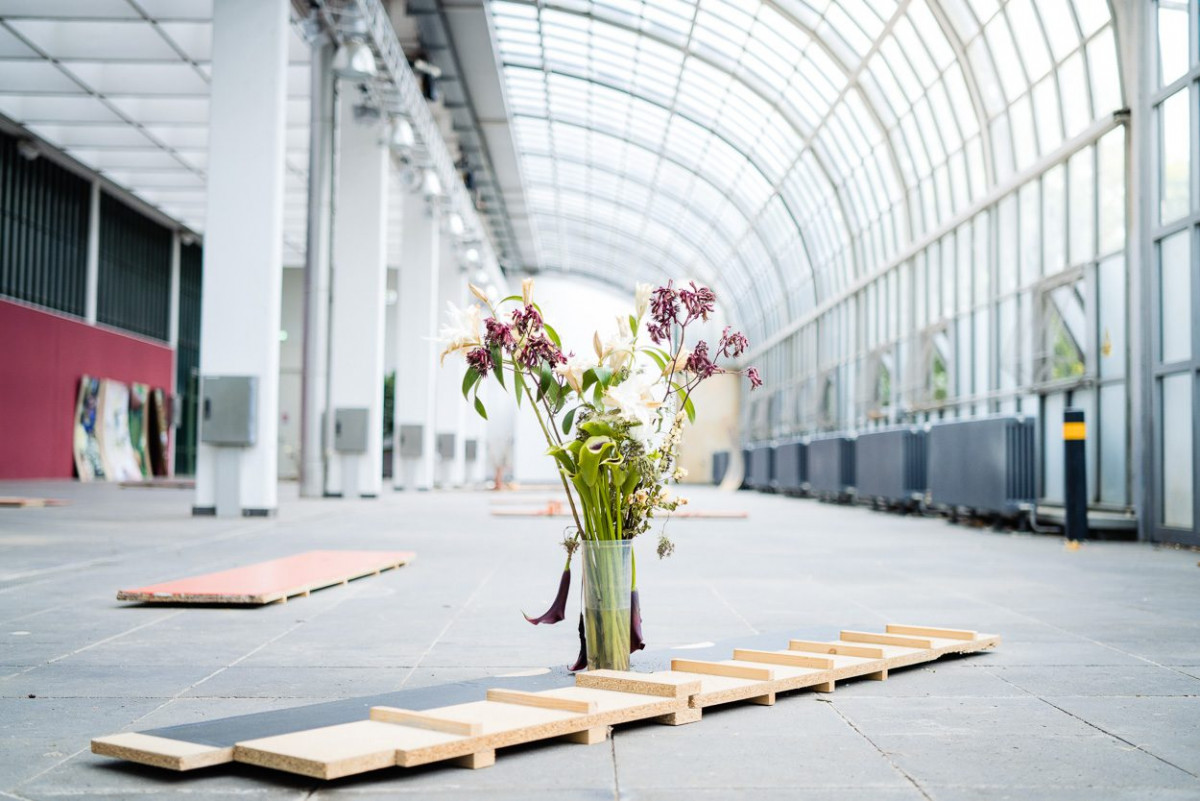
left=840, top=630, right=933, bottom=649
left=670, top=659, right=775, bottom=681
left=91, top=733, right=231, bottom=771
left=789, top=639, right=885, bottom=658
left=369, top=707, right=482, bottom=736
left=732, top=649, right=835, bottom=670
left=886, top=624, right=978, bottom=640
left=485, top=688, right=597, bottom=714
left=575, top=670, right=701, bottom=699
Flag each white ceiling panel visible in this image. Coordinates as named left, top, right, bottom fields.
left=5, top=19, right=179, bottom=60
left=26, top=122, right=157, bottom=147
left=67, top=62, right=210, bottom=95
left=0, top=59, right=82, bottom=92
left=0, top=0, right=137, bottom=19
left=0, top=93, right=121, bottom=122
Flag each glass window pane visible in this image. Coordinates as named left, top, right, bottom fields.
left=1020, top=181, right=1041, bottom=284
left=1099, top=254, right=1126, bottom=379
left=1042, top=165, right=1066, bottom=274
left=1099, top=382, right=1127, bottom=506
left=1160, top=88, right=1192, bottom=224
left=998, top=194, right=1018, bottom=294
left=1158, top=1, right=1191, bottom=87
left=1161, top=372, right=1194, bottom=528
left=1043, top=391, right=1065, bottom=502
left=1160, top=228, right=1192, bottom=364
left=1069, top=147, right=1095, bottom=264
left=1098, top=127, right=1126, bottom=255
left=999, top=296, right=1018, bottom=389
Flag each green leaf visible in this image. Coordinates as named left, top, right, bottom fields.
left=499, top=294, right=522, bottom=304
left=490, top=345, right=505, bottom=389
left=628, top=315, right=638, bottom=336
left=581, top=369, right=597, bottom=393
left=512, top=367, right=525, bottom=407
left=543, top=323, right=562, bottom=348
left=461, top=368, right=480, bottom=399
left=562, top=406, right=578, bottom=435
left=473, top=395, right=488, bottom=420
left=644, top=348, right=668, bottom=372
left=537, top=363, right=553, bottom=401
left=683, top=393, right=696, bottom=423
left=593, top=366, right=614, bottom=387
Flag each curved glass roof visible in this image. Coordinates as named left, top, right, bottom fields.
left=488, top=0, right=1121, bottom=342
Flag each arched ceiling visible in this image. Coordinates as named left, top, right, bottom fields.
left=485, top=0, right=1122, bottom=343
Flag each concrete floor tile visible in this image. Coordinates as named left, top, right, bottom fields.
left=0, top=663, right=221, bottom=699
left=1044, top=695, right=1200, bottom=775
left=923, top=784, right=1200, bottom=801
left=831, top=696, right=1096, bottom=738
left=992, top=664, right=1200, bottom=697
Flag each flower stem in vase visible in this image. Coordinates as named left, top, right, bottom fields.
left=582, top=539, right=632, bottom=671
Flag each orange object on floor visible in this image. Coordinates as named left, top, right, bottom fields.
left=116, top=550, right=416, bottom=605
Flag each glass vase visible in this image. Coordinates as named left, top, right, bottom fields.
left=581, top=539, right=633, bottom=672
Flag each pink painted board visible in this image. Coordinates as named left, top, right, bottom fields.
left=117, top=550, right=416, bottom=605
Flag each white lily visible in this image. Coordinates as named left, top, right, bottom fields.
left=604, top=371, right=663, bottom=428
left=522, top=277, right=535, bottom=307
left=438, top=301, right=483, bottom=363
left=554, top=352, right=594, bottom=394
left=634, top=282, right=653, bottom=321
left=601, top=317, right=635, bottom=370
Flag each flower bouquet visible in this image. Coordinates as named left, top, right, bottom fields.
left=442, top=279, right=761, bottom=671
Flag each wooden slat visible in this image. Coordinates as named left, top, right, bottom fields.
left=369, top=707, right=482, bottom=736
left=485, top=689, right=596, bottom=714
left=575, top=670, right=701, bottom=699
left=886, top=624, right=977, bottom=640
left=670, top=659, right=774, bottom=681
left=732, top=649, right=835, bottom=670
left=789, top=639, right=885, bottom=658
left=840, top=630, right=933, bottom=649
left=91, top=733, right=230, bottom=771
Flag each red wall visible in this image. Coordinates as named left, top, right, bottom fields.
left=0, top=298, right=175, bottom=479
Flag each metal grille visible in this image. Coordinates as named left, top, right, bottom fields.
left=97, top=192, right=171, bottom=341
left=0, top=130, right=89, bottom=316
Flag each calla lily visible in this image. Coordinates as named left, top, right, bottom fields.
left=630, top=589, right=645, bottom=653
left=569, top=612, right=588, bottom=672
left=523, top=567, right=570, bottom=625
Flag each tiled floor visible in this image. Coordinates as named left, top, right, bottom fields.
left=0, top=480, right=1197, bottom=800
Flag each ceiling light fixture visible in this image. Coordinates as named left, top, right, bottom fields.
left=332, top=40, right=377, bottom=80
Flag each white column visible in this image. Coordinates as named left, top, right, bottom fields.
left=168, top=232, right=181, bottom=348
left=84, top=180, right=100, bottom=324
left=300, top=37, right=335, bottom=499
left=194, top=0, right=289, bottom=516
left=434, top=234, right=461, bottom=487
left=394, top=189, right=440, bottom=490
left=326, top=91, right=389, bottom=498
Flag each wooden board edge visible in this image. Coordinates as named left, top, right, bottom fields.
left=91, top=734, right=232, bottom=771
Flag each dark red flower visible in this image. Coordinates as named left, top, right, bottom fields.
left=718, top=326, right=749, bottom=358
left=568, top=612, right=588, bottom=672
left=630, top=589, right=645, bottom=653
left=679, top=282, right=716, bottom=322
left=466, top=347, right=494, bottom=377
left=686, top=340, right=719, bottom=379
left=648, top=321, right=672, bottom=345
left=650, top=282, right=678, bottom=328
left=518, top=334, right=566, bottom=369
left=484, top=317, right=515, bottom=350
left=511, top=304, right=543, bottom=336
left=747, top=366, right=763, bottom=390
left=523, top=568, right=570, bottom=625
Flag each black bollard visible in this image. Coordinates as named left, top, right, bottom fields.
left=1063, top=408, right=1088, bottom=541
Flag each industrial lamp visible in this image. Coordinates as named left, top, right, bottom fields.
left=332, top=39, right=377, bottom=80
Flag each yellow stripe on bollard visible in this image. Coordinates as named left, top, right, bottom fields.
left=1063, top=421, right=1086, bottom=440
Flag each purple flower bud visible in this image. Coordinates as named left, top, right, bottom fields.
left=718, top=325, right=749, bottom=358
left=678, top=282, right=716, bottom=323
left=484, top=317, right=515, bottom=350
left=466, top=347, right=494, bottom=377
left=747, top=366, right=763, bottom=390
left=686, top=340, right=719, bottom=379
left=522, top=568, right=570, bottom=625
left=568, top=612, right=588, bottom=672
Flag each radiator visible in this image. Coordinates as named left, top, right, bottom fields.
left=746, top=443, right=776, bottom=492
left=711, top=451, right=730, bottom=485
left=774, top=438, right=808, bottom=495
left=855, top=427, right=928, bottom=505
left=808, top=434, right=856, bottom=497
left=927, top=416, right=1037, bottom=515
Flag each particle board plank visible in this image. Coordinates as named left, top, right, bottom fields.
left=575, top=670, right=701, bottom=699
left=789, top=640, right=886, bottom=659
left=116, top=550, right=416, bottom=605
left=369, top=707, right=482, bottom=736
left=670, top=659, right=775, bottom=681
left=485, top=688, right=596, bottom=714
left=886, top=624, right=978, bottom=640
left=732, top=649, right=835, bottom=670
left=840, top=630, right=934, bottom=649
left=91, top=733, right=232, bottom=771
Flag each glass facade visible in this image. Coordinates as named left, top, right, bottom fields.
left=1150, top=0, right=1200, bottom=544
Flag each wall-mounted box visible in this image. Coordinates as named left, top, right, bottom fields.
left=437, top=433, right=455, bottom=460
left=399, top=424, right=423, bottom=458
left=200, top=375, right=257, bottom=446
left=465, top=439, right=478, bottom=462
left=334, top=408, right=369, bottom=454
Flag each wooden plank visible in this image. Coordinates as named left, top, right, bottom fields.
left=789, top=640, right=885, bottom=658
left=236, top=721, right=458, bottom=780
left=369, top=707, right=482, bottom=736
left=670, top=659, right=775, bottom=681
left=732, top=649, right=835, bottom=670
left=886, top=624, right=977, bottom=640
left=453, top=750, right=495, bottom=769
left=563, top=726, right=608, bottom=744
left=575, top=670, right=701, bottom=699
left=116, top=550, right=416, bottom=605
left=485, top=689, right=596, bottom=714
left=840, top=630, right=933, bottom=649
left=91, top=733, right=232, bottom=771
left=0, top=496, right=67, bottom=508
